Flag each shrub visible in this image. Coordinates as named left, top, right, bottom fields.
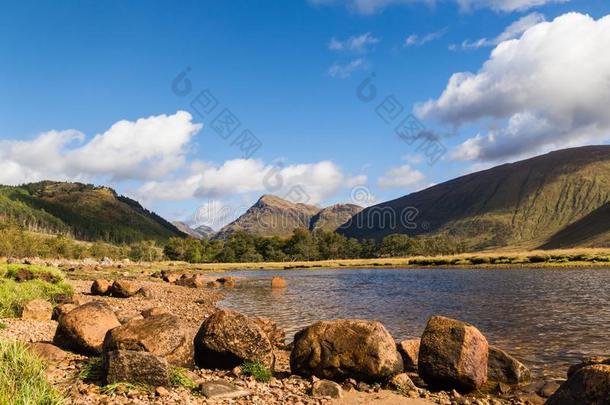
left=78, top=357, right=104, bottom=382
left=0, top=339, right=65, bottom=404
left=170, top=367, right=197, bottom=389
left=241, top=360, right=272, bottom=383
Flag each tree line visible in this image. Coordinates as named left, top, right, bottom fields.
left=164, top=229, right=467, bottom=263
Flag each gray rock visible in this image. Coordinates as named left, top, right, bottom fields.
left=488, top=346, right=531, bottom=384
left=200, top=380, right=251, bottom=399
left=312, top=380, right=343, bottom=398
left=105, top=350, right=170, bottom=387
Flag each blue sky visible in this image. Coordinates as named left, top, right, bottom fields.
left=1, top=0, right=610, bottom=228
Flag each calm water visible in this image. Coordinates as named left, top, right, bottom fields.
left=214, top=268, right=610, bottom=377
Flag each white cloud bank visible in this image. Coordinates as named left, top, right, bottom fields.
left=310, top=0, right=566, bottom=14
left=416, top=12, right=610, bottom=161
left=377, top=164, right=425, bottom=188
left=0, top=111, right=202, bottom=185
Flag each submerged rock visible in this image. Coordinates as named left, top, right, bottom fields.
left=546, top=364, right=610, bottom=405
left=103, top=313, right=193, bottom=368
left=488, top=346, right=531, bottom=384
left=53, top=301, right=121, bottom=355
left=418, top=315, right=489, bottom=391
left=194, top=309, right=274, bottom=370
left=271, top=276, right=287, bottom=288
left=290, top=319, right=403, bottom=382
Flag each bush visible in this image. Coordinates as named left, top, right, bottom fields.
left=78, top=357, right=104, bottom=382
left=0, top=339, right=65, bottom=404
left=241, top=360, right=272, bottom=383
left=170, top=367, right=197, bottom=389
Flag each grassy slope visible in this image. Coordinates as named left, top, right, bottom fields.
left=340, top=146, right=610, bottom=249
left=0, top=181, right=185, bottom=244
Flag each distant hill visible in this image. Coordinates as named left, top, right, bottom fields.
left=216, top=195, right=362, bottom=238
left=0, top=181, right=186, bottom=244
left=172, top=221, right=216, bottom=239
left=339, top=146, right=610, bottom=250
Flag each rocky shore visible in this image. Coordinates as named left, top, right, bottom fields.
left=1, top=260, right=608, bottom=404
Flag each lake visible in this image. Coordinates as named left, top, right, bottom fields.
left=214, top=268, right=610, bottom=378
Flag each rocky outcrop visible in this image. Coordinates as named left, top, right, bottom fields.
left=290, top=319, right=403, bottom=382
left=105, top=350, right=170, bottom=387
left=397, top=339, right=420, bottom=372
left=488, top=346, right=531, bottom=384
left=53, top=302, right=121, bottom=355
left=91, top=279, right=112, bottom=296
left=110, top=280, right=138, bottom=298
left=21, top=299, right=52, bottom=320
left=194, top=309, right=274, bottom=370
left=418, top=316, right=489, bottom=391
left=103, top=313, right=193, bottom=368
left=546, top=364, right=610, bottom=405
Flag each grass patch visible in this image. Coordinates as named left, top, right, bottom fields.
left=170, top=367, right=198, bottom=390
left=0, top=339, right=65, bottom=404
left=0, top=264, right=73, bottom=318
left=78, top=357, right=104, bottom=382
left=241, top=360, right=272, bottom=383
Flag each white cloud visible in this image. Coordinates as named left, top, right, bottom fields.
left=416, top=12, right=610, bottom=161
left=137, top=159, right=367, bottom=205
left=404, top=28, right=447, bottom=47
left=329, top=32, right=380, bottom=52
left=0, top=111, right=201, bottom=185
left=310, top=0, right=566, bottom=14
left=461, top=12, right=545, bottom=49
left=377, top=164, right=425, bottom=188
left=328, top=58, right=367, bottom=78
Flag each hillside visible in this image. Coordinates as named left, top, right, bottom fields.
left=216, top=195, right=363, bottom=238
left=0, top=181, right=186, bottom=244
left=339, top=146, right=610, bottom=249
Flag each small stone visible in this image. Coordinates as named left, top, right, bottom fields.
left=200, top=380, right=251, bottom=399
left=141, top=307, right=170, bottom=318
left=155, top=386, right=170, bottom=397
left=21, top=299, right=52, bottom=320
left=136, top=287, right=154, bottom=299
left=389, top=373, right=416, bottom=393
left=311, top=380, right=343, bottom=398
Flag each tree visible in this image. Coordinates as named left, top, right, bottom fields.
left=380, top=234, right=414, bottom=257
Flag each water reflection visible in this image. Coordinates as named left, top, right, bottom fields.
left=214, top=268, right=610, bottom=377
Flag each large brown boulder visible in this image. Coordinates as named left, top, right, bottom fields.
left=103, top=313, right=193, bottom=368
left=194, top=309, right=274, bottom=370
left=105, top=350, right=170, bottom=387
left=397, top=339, right=420, bottom=372
left=418, top=316, right=489, bottom=391
left=290, top=319, right=403, bottom=382
left=110, top=280, right=138, bottom=298
left=546, top=365, right=610, bottom=405
left=53, top=302, right=121, bottom=355
left=91, top=279, right=112, bottom=296
left=488, top=346, right=531, bottom=384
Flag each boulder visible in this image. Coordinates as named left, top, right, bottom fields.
left=103, top=313, right=193, bottom=368
left=141, top=307, right=170, bottom=318
left=217, top=277, right=236, bottom=287
left=290, top=319, right=403, bottom=382
left=200, top=380, right=251, bottom=399
left=105, top=350, right=170, bottom=387
left=136, top=287, right=154, bottom=299
left=312, top=380, right=343, bottom=398
left=397, top=339, right=420, bottom=372
left=90, top=279, right=112, bottom=296
left=194, top=309, right=274, bottom=370
left=253, top=317, right=287, bottom=349
left=110, top=280, right=138, bottom=298
left=175, top=275, right=205, bottom=288
left=53, top=301, right=121, bottom=355
left=488, top=346, right=531, bottom=384
left=271, top=276, right=287, bottom=288
left=546, top=365, right=610, bottom=405
left=163, top=273, right=180, bottom=283
left=28, top=342, right=67, bottom=363
left=21, top=299, right=52, bottom=321
left=52, top=303, right=76, bottom=321
left=567, top=357, right=610, bottom=378
left=418, top=316, right=489, bottom=391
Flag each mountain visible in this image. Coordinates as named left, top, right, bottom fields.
left=216, top=195, right=363, bottom=238
left=310, top=203, right=363, bottom=232
left=172, top=222, right=216, bottom=239
left=0, top=181, right=186, bottom=244
left=339, top=146, right=610, bottom=249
